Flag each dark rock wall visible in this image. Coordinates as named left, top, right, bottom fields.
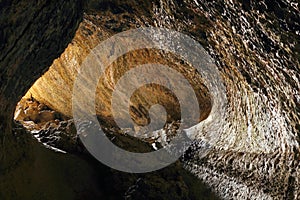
left=0, top=0, right=83, bottom=199
left=0, top=0, right=82, bottom=133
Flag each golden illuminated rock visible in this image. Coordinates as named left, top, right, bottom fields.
left=25, top=14, right=212, bottom=129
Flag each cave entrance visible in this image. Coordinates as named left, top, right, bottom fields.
left=14, top=49, right=213, bottom=153
left=14, top=17, right=213, bottom=153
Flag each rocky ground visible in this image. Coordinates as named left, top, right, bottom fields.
left=14, top=97, right=81, bottom=153
left=14, top=97, right=219, bottom=199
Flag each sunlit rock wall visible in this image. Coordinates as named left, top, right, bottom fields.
left=25, top=13, right=212, bottom=128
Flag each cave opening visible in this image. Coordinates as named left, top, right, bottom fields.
left=11, top=21, right=218, bottom=198
left=13, top=36, right=213, bottom=153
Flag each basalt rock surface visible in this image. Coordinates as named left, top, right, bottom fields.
left=1, top=1, right=218, bottom=198
left=23, top=0, right=300, bottom=199
left=0, top=0, right=98, bottom=199
left=0, top=0, right=83, bottom=167
left=13, top=98, right=219, bottom=200
left=1, top=0, right=300, bottom=199
left=24, top=14, right=212, bottom=128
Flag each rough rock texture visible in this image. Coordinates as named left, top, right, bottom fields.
left=0, top=1, right=218, bottom=199
left=1, top=0, right=300, bottom=199
left=20, top=0, right=300, bottom=199
left=14, top=97, right=219, bottom=199
left=0, top=0, right=87, bottom=199
left=25, top=14, right=212, bottom=128
left=0, top=0, right=82, bottom=163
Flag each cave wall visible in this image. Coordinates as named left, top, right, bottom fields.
left=0, top=1, right=217, bottom=199
left=0, top=0, right=83, bottom=132
left=20, top=0, right=300, bottom=199
left=1, top=0, right=299, bottom=199
left=24, top=16, right=212, bottom=128
left=0, top=0, right=85, bottom=198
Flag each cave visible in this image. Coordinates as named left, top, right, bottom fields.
left=1, top=0, right=299, bottom=199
